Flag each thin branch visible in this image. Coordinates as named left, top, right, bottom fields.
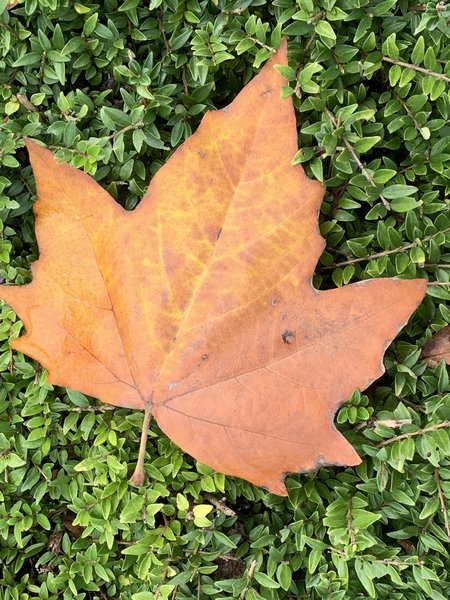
left=319, top=226, right=450, bottom=270
left=394, top=93, right=423, bottom=133
left=402, top=398, right=427, bottom=413
left=393, top=92, right=431, bottom=159
left=182, top=64, right=189, bottom=96
left=327, top=546, right=424, bottom=566
left=428, top=281, right=450, bottom=286
left=293, top=34, right=317, bottom=99
left=239, top=559, right=257, bottom=600
left=0, top=22, right=19, bottom=38
left=154, top=567, right=169, bottom=600
left=208, top=42, right=217, bottom=66
left=382, top=56, right=450, bottom=83
left=434, top=469, right=450, bottom=540
left=49, top=145, right=89, bottom=158
left=355, top=417, right=414, bottom=431
left=308, top=10, right=326, bottom=24
left=16, top=94, right=37, bottom=112
left=38, top=51, right=47, bottom=84
left=377, top=420, right=450, bottom=447
left=106, top=120, right=145, bottom=141
left=304, top=31, right=317, bottom=55
left=424, top=264, right=450, bottom=268
left=197, top=575, right=201, bottom=600
left=325, top=109, right=390, bottom=209
left=347, top=497, right=356, bottom=547
left=203, top=492, right=236, bottom=516
left=69, top=406, right=112, bottom=412
left=156, top=8, right=171, bottom=55
left=246, top=36, right=277, bottom=53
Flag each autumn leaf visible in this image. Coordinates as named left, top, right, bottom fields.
left=0, top=41, right=426, bottom=495
left=421, top=326, right=450, bottom=367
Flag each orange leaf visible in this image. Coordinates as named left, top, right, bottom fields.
left=0, top=41, right=426, bottom=495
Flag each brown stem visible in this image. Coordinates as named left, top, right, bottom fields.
left=239, top=559, right=257, bottom=600
left=377, top=420, right=450, bottom=447
left=304, top=31, right=317, bottom=54
left=154, top=567, right=169, bottom=600
left=38, top=51, right=47, bottom=84
left=308, top=10, right=325, bottom=24
left=382, top=56, right=450, bottom=83
left=197, top=575, right=201, bottom=600
left=182, top=65, right=189, bottom=96
left=325, top=110, right=390, bottom=209
left=208, top=42, right=217, bottom=66
left=203, top=492, right=236, bottom=516
left=434, top=469, right=450, bottom=540
left=129, top=403, right=153, bottom=486
left=319, top=226, right=450, bottom=270
left=157, top=8, right=171, bottom=55
left=16, top=94, right=37, bottom=113
left=402, top=398, right=427, bottom=413
left=69, top=406, right=111, bottom=412
left=106, top=120, right=145, bottom=141
left=49, top=145, right=89, bottom=158
left=424, top=264, right=450, bottom=268
left=246, top=36, right=277, bottom=53
left=327, top=546, right=424, bottom=566
left=347, top=497, right=356, bottom=547
left=394, top=93, right=423, bottom=134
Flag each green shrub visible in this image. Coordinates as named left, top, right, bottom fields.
left=1, top=0, right=450, bottom=599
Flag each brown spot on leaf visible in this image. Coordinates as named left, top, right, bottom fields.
left=282, top=329, right=295, bottom=344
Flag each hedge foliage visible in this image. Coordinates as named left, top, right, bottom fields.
left=1, top=0, right=450, bottom=599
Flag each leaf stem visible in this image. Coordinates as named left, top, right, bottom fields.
left=382, top=56, right=450, bottom=83
left=129, top=403, right=153, bottom=486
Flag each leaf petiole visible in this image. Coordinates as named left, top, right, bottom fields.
left=129, top=402, right=153, bottom=486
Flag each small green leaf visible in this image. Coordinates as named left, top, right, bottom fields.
left=254, top=572, right=281, bottom=589
left=354, top=136, right=381, bottom=153
left=192, top=504, right=213, bottom=518
left=390, top=197, right=422, bottom=212
left=315, top=21, right=336, bottom=47
left=411, top=36, right=425, bottom=65
left=383, top=185, right=418, bottom=199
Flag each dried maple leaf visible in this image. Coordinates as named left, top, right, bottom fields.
left=421, top=326, right=450, bottom=367
left=1, top=41, right=426, bottom=495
